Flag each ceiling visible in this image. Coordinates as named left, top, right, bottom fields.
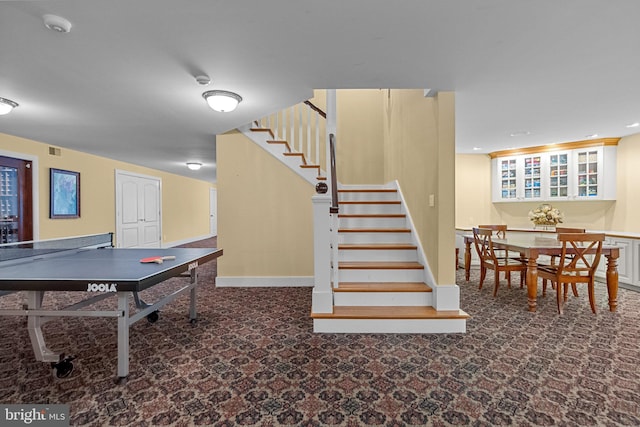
left=1, top=1, right=639, bottom=184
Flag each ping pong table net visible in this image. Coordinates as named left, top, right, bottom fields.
left=0, top=232, right=113, bottom=263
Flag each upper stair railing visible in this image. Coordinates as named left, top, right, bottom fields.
left=254, top=100, right=327, bottom=178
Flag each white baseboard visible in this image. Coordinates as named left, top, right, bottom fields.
left=216, top=276, right=314, bottom=287
left=163, top=234, right=215, bottom=248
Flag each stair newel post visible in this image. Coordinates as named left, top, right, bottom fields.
left=312, top=194, right=333, bottom=313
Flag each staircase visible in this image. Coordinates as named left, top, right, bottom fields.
left=241, top=97, right=468, bottom=334
left=311, top=184, right=469, bottom=333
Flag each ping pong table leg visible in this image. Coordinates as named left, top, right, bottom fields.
left=27, top=291, right=59, bottom=363
left=117, top=292, right=130, bottom=382
left=189, top=268, right=197, bottom=321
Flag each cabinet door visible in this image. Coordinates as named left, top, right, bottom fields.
left=547, top=151, right=571, bottom=200
left=497, top=156, right=519, bottom=201
left=574, top=148, right=601, bottom=199
left=522, top=154, right=543, bottom=200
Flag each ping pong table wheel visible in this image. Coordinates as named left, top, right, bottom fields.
left=147, top=310, right=159, bottom=323
left=51, top=355, right=75, bottom=378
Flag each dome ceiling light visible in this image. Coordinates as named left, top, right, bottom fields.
left=186, top=162, right=202, bottom=170
left=202, top=90, right=242, bottom=113
left=0, top=97, right=19, bottom=115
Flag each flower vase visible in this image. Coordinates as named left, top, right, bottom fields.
left=534, top=223, right=556, bottom=232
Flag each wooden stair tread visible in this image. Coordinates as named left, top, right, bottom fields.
left=338, top=189, right=398, bottom=193
left=339, top=243, right=417, bottom=250
left=338, top=214, right=405, bottom=218
left=339, top=261, right=424, bottom=269
left=251, top=128, right=274, bottom=138
left=340, top=200, right=401, bottom=204
left=311, top=305, right=469, bottom=320
left=335, top=282, right=432, bottom=292
left=339, top=228, right=411, bottom=233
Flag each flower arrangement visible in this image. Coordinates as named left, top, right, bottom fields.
left=528, top=204, right=563, bottom=226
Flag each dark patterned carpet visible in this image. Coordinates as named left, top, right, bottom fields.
left=1, top=237, right=639, bottom=426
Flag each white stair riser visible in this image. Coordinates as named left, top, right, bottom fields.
left=338, top=192, right=398, bottom=202
left=339, top=204, right=402, bottom=215
left=334, top=292, right=432, bottom=306
left=338, top=269, right=424, bottom=282
left=313, top=318, right=467, bottom=334
left=338, top=232, right=413, bottom=244
left=339, top=217, right=406, bottom=228
left=339, top=249, right=417, bottom=262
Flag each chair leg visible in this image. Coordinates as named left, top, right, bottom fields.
left=542, top=279, right=547, bottom=297
left=571, top=283, right=579, bottom=297
left=556, top=282, right=564, bottom=314
left=479, top=266, right=486, bottom=290
left=507, top=271, right=511, bottom=288
left=563, top=284, right=569, bottom=302
left=588, top=280, right=596, bottom=314
left=493, top=269, right=500, bottom=297
left=519, top=269, right=525, bottom=289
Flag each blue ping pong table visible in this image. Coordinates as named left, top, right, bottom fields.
left=0, top=233, right=222, bottom=382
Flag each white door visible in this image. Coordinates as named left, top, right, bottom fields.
left=209, top=188, right=217, bottom=236
left=116, top=170, right=161, bottom=248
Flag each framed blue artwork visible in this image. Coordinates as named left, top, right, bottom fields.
left=50, top=168, right=80, bottom=218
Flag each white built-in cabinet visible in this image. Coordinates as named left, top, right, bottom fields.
left=491, top=139, right=618, bottom=203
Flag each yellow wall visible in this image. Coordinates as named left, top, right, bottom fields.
left=216, top=131, right=315, bottom=277
left=336, top=90, right=385, bottom=184
left=382, top=90, right=456, bottom=284
left=455, top=134, right=640, bottom=233
left=0, top=132, right=213, bottom=244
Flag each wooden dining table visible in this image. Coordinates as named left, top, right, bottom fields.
left=462, top=234, right=620, bottom=312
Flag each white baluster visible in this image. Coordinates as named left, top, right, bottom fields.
left=307, top=105, right=311, bottom=162
left=290, top=106, right=295, bottom=150
left=315, top=112, right=320, bottom=168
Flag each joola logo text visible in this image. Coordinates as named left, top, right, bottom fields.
left=87, top=283, right=117, bottom=292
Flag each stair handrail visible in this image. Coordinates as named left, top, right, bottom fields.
left=304, top=100, right=327, bottom=119
left=329, top=133, right=339, bottom=214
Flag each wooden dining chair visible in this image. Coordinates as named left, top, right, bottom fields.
left=472, top=227, right=527, bottom=296
left=537, top=233, right=604, bottom=314
left=542, top=227, right=587, bottom=298
left=477, top=224, right=523, bottom=285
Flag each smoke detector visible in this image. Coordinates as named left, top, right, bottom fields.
left=43, top=14, right=72, bottom=33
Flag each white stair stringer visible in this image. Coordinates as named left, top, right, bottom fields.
left=239, top=124, right=321, bottom=185
left=311, top=181, right=468, bottom=333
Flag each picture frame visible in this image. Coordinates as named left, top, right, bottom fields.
left=50, top=168, right=80, bottom=218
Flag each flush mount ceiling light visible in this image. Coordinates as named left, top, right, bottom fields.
left=186, top=162, right=202, bottom=171
left=202, top=90, right=242, bottom=112
left=43, top=14, right=72, bottom=33
left=625, top=122, right=639, bottom=128
left=0, top=97, right=19, bottom=115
